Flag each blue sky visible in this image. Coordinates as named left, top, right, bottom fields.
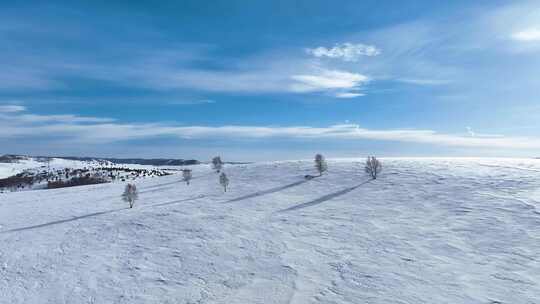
left=1, top=0, right=540, bottom=161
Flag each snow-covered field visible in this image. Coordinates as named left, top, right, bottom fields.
left=0, top=158, right=539, bottom=303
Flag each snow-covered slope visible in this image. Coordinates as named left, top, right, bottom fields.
left=0, top=158, right=539, bottom=303
left=0, top=158, right=43, bottom=179
left=0, top=156, right=177, bottom=192
left=0, top=157, right=105, bottom=179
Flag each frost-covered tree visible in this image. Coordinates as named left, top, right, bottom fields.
left=365, top=156, right=382, bottom=179
left=122, top=183, right=138, bottom=208
left=182, top=169, right=192, bottom=185
left=212, top=156, right=223, bottom=173
left=314, top=154, right=328, bottom=176
left=219, top=172, right=229, bottom=192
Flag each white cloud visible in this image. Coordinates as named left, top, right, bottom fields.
left=0, top=107, right=115, bottom=124
left=290, top=69, right=369, bottom=97
left=16, top=114, right=116, bottom=123
left=2, top=108, right=540, bottom=151
left=466, top=127, right=475, bottom=137
left=307, top=43, right=381, bottom=61
left=486, top=4, right=540, bottom=48
left=168, top=99, right=216, bottom=105
left=77, top=55, right=355, bottom=98
left=0, top=105, right=26, bottom=113
left=0, top=28, right=376, bottom=99
left=395, top=78, right=450, bottom=86
left=335, top=92, right=365, bottom=98
left=512, top=28, right=540, bottom=41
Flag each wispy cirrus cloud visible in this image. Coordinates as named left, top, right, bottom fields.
left=395, top=78, right=450, bottom=86
left=0, top=105, right=26, bottom=113
left=1, top=1, right=539, bottom=105
left=1, top=12, right=379, bottom=99
left=67, top=53, right=371, bottom=98
left=2, top=106, right=540, bottom=151
left=167, top=99, right=216, bottom=105
left=0, top=16, right=373, bottom=99
left=13, top=114, right=115, bottom=123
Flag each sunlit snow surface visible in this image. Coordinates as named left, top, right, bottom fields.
left=0, top=158, right=539, bottom=303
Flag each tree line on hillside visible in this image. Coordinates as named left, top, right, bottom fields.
left=121, top=155, right=382, bottom=209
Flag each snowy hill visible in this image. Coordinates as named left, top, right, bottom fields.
left=0, top=156, right=105, bottom=179
left=0, top=156, right=178, bottom=192
left=0, top=158, right=539, bottom=303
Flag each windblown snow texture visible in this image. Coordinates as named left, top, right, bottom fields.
left=0, top=158, right=539, bottom=303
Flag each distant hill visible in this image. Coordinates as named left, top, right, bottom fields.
left=0, top=154, right=29, bottom=163
left=52, top=156, right=200, bottom=166
left=1, top=154, right=200, bottom=166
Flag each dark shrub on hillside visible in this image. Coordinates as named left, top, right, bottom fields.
left=47, top=176, right=108, bottom=189
left=0, top=173, right=35, bottom=190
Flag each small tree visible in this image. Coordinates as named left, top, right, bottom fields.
left=314, top=154, right=328, bottom=176
left=219, top=172, right=229, bottom=192
left=182, top=169, right=192, bottom=185
left=122, top=183, right=138, bottom=208
left=365, top=156, right=382, bottom=179
left=212, top=156, right=223, bottom=173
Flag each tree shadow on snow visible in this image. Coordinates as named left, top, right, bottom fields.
left=277, top=179, right=372, bottom=213
left=145, top=195, right=205, bottom=208
left=0, top=196, right=204, bottom=234
left=0, top=207, right=129, bottom=234
left=222, top=178, right=314, bottom=204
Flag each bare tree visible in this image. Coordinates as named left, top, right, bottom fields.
left=122, top=183, right=138, bottom=208
left=182, top=169, right=192, bottom=185
left=365, top=156, right=382, bottom=179
left=314, top=154, right=328, bottom=176
left=219, top=172, right=229, bottom=192
left=212, top=156, right=223, bottom=173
